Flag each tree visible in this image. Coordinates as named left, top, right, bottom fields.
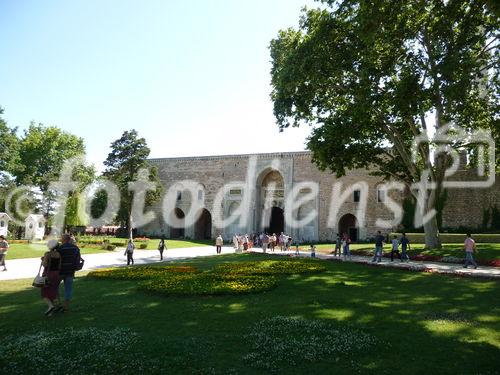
left=270, top=0, right=499, bottom=248
left=13, top=123, right=94, bottom=218
left=0, top=108, right=20, bottom=179
left=103, top=130, right=162, bottom=238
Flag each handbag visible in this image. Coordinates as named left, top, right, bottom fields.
left=75, top=256, right=85, bottom=271
left=32, top=263, right=49, bottom=288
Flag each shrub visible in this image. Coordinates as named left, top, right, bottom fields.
left=106, top=244, right=116, bottom=251
left=87, top=265, right=198, bottom=280
left=139, top=273, right=277, bottom=296
left=139, top=243, right=148, bottom=249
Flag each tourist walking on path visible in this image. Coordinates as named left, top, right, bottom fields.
left=215, top=234, right=223, bottom=254
left=270, top=233, right=276, bottom=252
left=233, top=234, right=239, bottom=250
left=333, top=233, right=341, bottom=257
left=463, top=234, right=478, bottom=269
left=125, top=239, right=135, bottom=265
left=342, top=233, right=352, bottom=260
left=372, top=231, right=385, bottom=263
left=400, top=233, right=411, bottom=262
left=57, top=234, right=81, bottom=312
left=390, top=235, right=401, bottom=262
left=262, top=234, right=269, bottom=253
left=41, top=239, right=62, bottom=316
left=158, top=237, right=166, bottom=260
left=0, top=235, right=8, bottom=271
left=310, top=244, right=316, bottom=258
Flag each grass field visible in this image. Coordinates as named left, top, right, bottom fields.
left=6, top=243, right=109, bottom=260
left=4, top=239, right=213, bottom=260
left=0, top=253, right=499, bottom=374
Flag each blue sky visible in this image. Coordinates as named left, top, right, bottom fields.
left=0, top=0, right=318, bottom=169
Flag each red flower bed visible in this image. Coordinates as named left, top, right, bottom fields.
left=410, top=254, right=442, bottom=262
left=478, top=259, right=500, bottom=267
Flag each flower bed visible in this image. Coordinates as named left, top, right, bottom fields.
left=139, top=273, right=277, bottom=296
left=213, top=259, right=326, bottom=276
left=87, top=265, right=198, bottom=280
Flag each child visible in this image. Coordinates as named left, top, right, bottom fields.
left=310, top=244, right=316, bottom=258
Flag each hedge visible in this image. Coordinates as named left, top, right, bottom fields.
left=390, top=233, right=500, bottom=244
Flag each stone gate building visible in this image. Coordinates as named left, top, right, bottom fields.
left=139, top=151, right=500, bottom=242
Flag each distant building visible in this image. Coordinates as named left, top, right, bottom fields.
left=25, top=214, right=45, bottom=240
left=140, top=151, right=500, bottom=242
left=0, top=213, right=11, bottom=237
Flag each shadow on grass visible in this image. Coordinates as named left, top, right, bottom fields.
left=0, top=254, right=499, bottom=374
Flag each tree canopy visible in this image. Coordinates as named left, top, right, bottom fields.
left=270, top=0, right=499, bottom=248
left=103, top=130, right=162, bottom=235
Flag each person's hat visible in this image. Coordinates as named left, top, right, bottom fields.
left=47, top=239, right=59, bottom=250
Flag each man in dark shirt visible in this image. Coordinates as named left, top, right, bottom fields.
left=372, top=231, right=385, bottom=263
left=400, top=233, right=411, bottom=262
left=57, top=233, right=81, bottom=312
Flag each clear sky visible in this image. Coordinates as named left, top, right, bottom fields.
left=0, top=0, right=318, bottom=170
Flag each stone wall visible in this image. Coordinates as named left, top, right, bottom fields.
left=138, top=151, right=499, bottom=241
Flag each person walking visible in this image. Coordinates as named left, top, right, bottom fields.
left=0, top=235, right=9, bottom=271
left=333, top=233, right=341, bottom=257
left=41, top=239, right=62, bottom=316
left=390, top=235, right=401, bottom=262
left=215, top=234, right=223, bottom=254
left=372, top=231, right=385, bottom=263
left=233, top=234, right=239, bottom=250
left=310, top=244, right=316, bottom=258
left=463, top=233, right=478, bottom=269
left=270, top=233, right=276, bottom=252
left=262, top=233, right=269, bottom=253
left=400, top=233, right=411, bottom=262
left=158, top=237, right=167, bottom=260
left=342, top=233, right=352, bottom=260
left=57, top=233, right=81, bottom=312
left=125, top=239, right=135, bottom=265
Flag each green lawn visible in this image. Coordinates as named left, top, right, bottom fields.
left=5, top=239, right=214, bottom=260
left=6, top=243, right=109, bottom=260
left=143, top=239, right=213, bottom=250
left=313, top=243, right=500, bottom=261
left=0, top=254, right=499, bottom=374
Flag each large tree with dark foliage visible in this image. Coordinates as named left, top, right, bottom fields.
left=270, top=0, right=499, bottom=248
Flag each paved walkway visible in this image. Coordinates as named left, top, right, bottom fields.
left=0, top=246, right=236, bottom=281
left=1, top=246, right=499, bottom=281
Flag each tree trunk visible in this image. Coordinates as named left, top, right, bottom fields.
left=423, top=215, right=441, bottom=249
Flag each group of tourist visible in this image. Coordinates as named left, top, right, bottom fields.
left=332, top=233, right=353, bottom=260
left=370, top=231, right=412, bottom=263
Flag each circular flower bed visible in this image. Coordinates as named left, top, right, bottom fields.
left=138, top=273, right=277, bottom=296
left=87, top=265, right=198, bottom=280
left=213, top=259, right=326, bottom=276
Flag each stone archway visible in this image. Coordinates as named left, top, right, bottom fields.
left=339, top=213, right=358, bottom=242
left=258, top=169, right=285, bottom=231
left=266, top=206, right=284, bottom=235
left=170, top=208, right=185, bottom=239
left=194, top=209, right=212, bottom=240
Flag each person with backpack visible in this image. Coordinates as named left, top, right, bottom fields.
left=57, top=233, right=82, bottom=312
left=41, top=239, right=62, bottom=316
left=158, top=237, right=167, bottom=260
left=215, top=234, right=223, bottom=254
left=125, top=239, right=135, bottom=265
